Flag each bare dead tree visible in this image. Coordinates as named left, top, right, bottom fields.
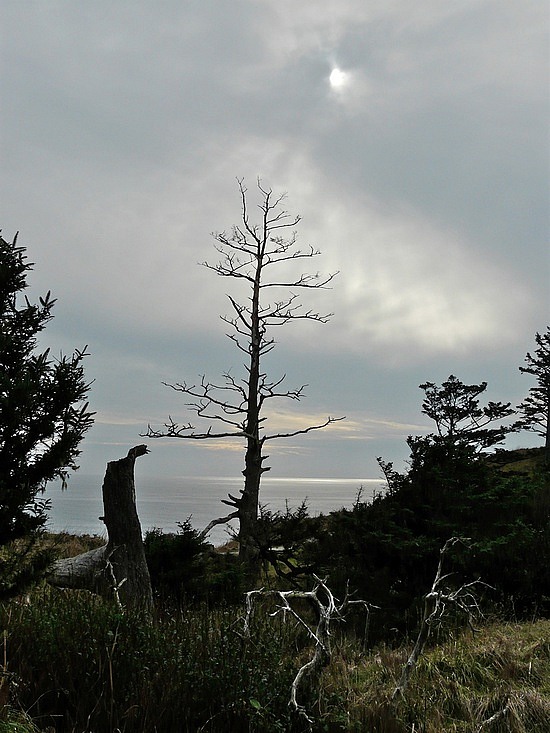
left=145, top=179, right=342, bottom=573
left=244, top=575, right=372, bottom=725
left=393, top=537, right=487, bottom=699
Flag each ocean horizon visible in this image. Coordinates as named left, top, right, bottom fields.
left=44, top=474, right=383, bottom=547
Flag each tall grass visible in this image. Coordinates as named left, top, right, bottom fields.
left=317, top=620, right=550, bottom=732
left=1, top=588, right=305, bottom=732
left=0, top=588, right=548, bottom=732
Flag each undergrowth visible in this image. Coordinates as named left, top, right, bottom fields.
left=0, top=588, right=304, bottom=732
left=0, top=588, right=548, bottom=732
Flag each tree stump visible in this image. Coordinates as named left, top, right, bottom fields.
left=49, top=445, right=153, bottom=614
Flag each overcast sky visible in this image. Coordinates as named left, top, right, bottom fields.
left=1, top=1, right=548, bottom=485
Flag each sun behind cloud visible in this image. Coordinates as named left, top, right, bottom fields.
left=329, top=67, right=350, bottom=90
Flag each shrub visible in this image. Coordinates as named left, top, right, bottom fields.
left=304, top=450, right=549, bottom=640
left=143, top=520, right=246, bottom=605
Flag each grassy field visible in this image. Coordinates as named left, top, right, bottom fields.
left=0, top=584, right=548, bottom=732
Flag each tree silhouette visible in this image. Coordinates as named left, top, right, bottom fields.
left=0, top=232, right=94, bottom=596
left=516, top=327, right=550, bottom=460
left=419, top=375, right=515, bottom=452
left=145, top=180, right=342, bottom=571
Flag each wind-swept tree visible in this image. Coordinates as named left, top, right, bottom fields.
left=0, top=232, right=94, bottom=596
left=418, top=374, right=515, bottom=452
left=396, top=376, right=516, bottom=500
left=146, top=180, right=341, bottom=571
left=516, top=327, right=550, bottom=460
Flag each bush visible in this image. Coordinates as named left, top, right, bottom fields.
left=303, top=450, right=549, bottom=640
left=143, top=520, right=247, bottom=605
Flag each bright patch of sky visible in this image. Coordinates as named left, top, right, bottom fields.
left=329, top=67, right=350, bottom=89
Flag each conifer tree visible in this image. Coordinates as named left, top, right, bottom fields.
left=0, top=232, right=94, bottom=596
left=516, top=327, right=550, bottom=460
left=418, top=374, right=514, bottom=452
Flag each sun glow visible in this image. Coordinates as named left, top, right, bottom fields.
left=329, top=67, right=349, bottom=89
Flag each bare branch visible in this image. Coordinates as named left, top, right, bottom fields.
left=226, top=294, right=252, bottom=331
left=244, top=576, right=373, bottom=724
left=393, top=538, right=489, bottom=699
left=477, top=702, right=511, bottom=731
left=262, top=271, right=338, bottom=289
left=143, top=415, right=246, bottom=441
left=263, top=416, right=346, bottom=442
left=198, top=511, right=239, bottom=541
left=163, top=377, right=246, bottom=415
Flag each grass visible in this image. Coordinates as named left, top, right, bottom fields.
left=41, top=531, right=106, bottom=559
left=317, top=619, right=550, bottom=732
left=0, top=582, right=547, bottom=732
left=1, top=587, right=303, bottom=732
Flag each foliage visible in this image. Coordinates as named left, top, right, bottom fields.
left=144, top=520, right=246, bottom=605
left=1, top=588, right=305, bottom=732
left=0, top=233, right=94, bottom=597
left=418, top=374, right=514, bottom=451
left=1, top=588, right=548, bottom=732
left=0, top=709, right=40, bottom=733
left=348, top=459, right=544, bottom=632
left=302, top=377, right=549, bottom=638
left=253, top=501, right=320, bottom=580
left=317, top=619, right=550, bottom=732
left=43, top=530, right=105, bottom=559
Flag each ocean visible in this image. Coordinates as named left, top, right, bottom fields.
left=44, top=475, right=382, bottom=547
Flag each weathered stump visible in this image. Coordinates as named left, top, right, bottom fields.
left=49, top=445, right=153, bottom=614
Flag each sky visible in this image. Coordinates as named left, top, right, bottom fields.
left=1, top=1, right=548, bottom=488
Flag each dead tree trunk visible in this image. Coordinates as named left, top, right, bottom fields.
left=49, top=445, right=153, bottom=615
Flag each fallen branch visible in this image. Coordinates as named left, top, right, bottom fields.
left=477, top=701, right=510, bottom=730
left=393, top=537, right=488, bottom=699
left=245, top=575, right=372, bottom=724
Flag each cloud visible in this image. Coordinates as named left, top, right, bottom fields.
left=3, top=2, right=543, bottom=364
left=240, top=158, right=534, bottom=360
left=1, top=0, right=546, bottom=482
left=260, top=406, right=426, bottom=443
left=19, top=132, right=535, bottom=369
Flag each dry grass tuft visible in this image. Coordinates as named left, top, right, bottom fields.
left=42, top=531, right=105, bottom=559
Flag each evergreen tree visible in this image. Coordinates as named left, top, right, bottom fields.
left=516, top=327, right=550, bottom=460
left=0, top=232, right=94, bottom=596
left=418, top=374, right=514, bottom=451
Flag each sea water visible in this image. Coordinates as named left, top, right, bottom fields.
left=44, top=475, right=382, bottom=547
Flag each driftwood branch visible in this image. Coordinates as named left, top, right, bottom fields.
left=198, top=511, right=239, bottom=541
left=393, top=537, right=487, bottom=699
left=477, top=701, right=511, bottom=730
left=244, top=576, right=372, bottom=724
left=48, top=545, right=108, bottom=593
